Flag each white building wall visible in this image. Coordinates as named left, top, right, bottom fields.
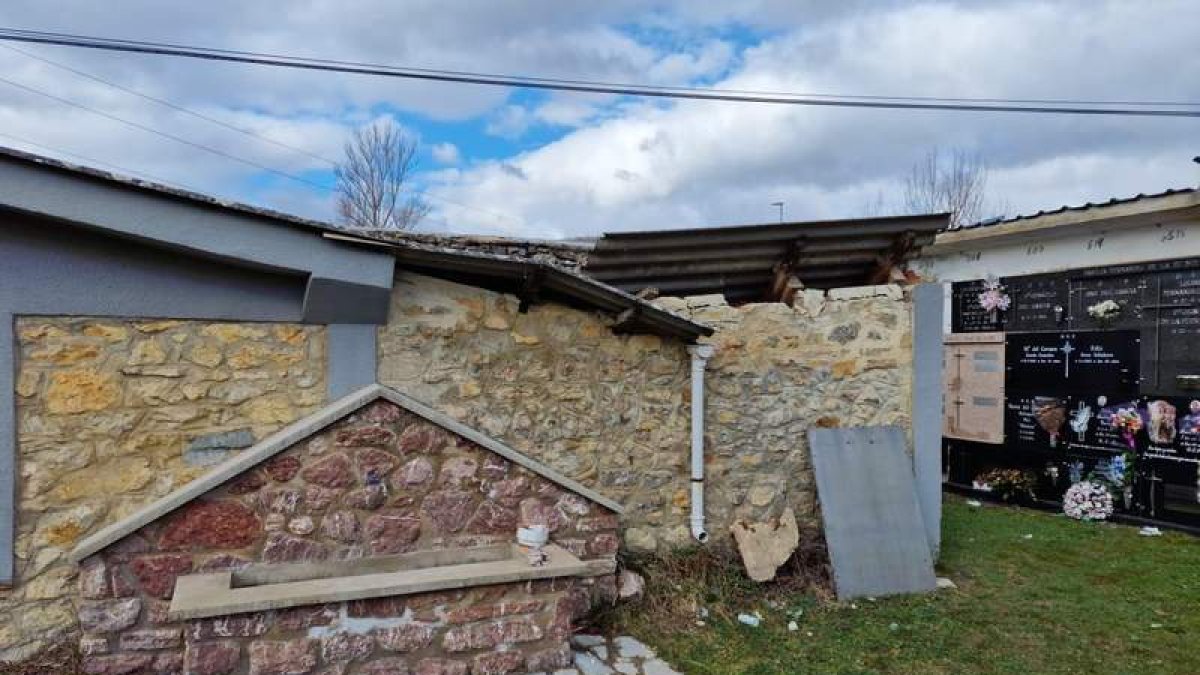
left=914, top=207, right=1200, bottom=332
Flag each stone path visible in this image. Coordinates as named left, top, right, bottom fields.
left=533, top=634, right=683, bottom=675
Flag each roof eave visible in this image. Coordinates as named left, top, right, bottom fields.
left=930, top=192, right=1200, bottom=254
left=323, top=233, right=713, bottom=342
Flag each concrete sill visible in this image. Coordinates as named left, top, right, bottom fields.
left=168, top=544, right=613, bottom=621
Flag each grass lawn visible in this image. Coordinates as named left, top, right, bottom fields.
left=611, top=496, right=1200, bottom=674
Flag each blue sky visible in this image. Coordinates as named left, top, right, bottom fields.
left=0, top=1, right=1197, bottom=238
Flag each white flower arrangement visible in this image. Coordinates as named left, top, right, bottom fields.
left=1087, top=299, right=1122, bottom=321
left=1062, top=480, right=1114, bottom=521
left=977, top=279, right=1011, bottom=314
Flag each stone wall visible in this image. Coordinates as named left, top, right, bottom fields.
left=378, top=274, right=913, bottom=553
left=3, top=318, right=326, bottom=662
left=78, top=398, right=616, bottom=675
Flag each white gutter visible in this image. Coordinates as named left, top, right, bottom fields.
left=688, top=344, right=714, bottom=543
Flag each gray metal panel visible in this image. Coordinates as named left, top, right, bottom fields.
left=327, top=324, right=377, bottom=399
left=912, top=283, right=945, bottom=558
left=808, top=426, right=937, bottom=600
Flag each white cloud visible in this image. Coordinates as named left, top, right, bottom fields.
left=427, top=0, right=1200, bottom=236
left=0, top=0, right=1195, bottom=236
left=430, top=142, right=461, bottom=166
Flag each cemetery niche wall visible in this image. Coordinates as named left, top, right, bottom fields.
left=945, top=257, right=1200, bottom=528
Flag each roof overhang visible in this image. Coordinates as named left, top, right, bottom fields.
left=324, top=232, right=713, bottom=342
left=930, top=189, right=1200, bottom=254
left=583, top=213, right=948, bottom=302
left=0, top=147, right=394, bottom=323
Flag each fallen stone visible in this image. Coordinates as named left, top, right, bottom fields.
left=936, top=577, right=957, bottom=590
left=616, top=570, right=645, bottom=600
left=730, top=507, right=800, bottom=582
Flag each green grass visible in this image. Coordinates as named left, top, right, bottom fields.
left=610, top=497, right=1200, bottom=674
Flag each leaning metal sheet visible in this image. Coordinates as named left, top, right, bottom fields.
left=808, top=425, right=937, bottom=600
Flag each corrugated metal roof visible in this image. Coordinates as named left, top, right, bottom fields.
left=584, top=213, right=948, bottom=301
left=951, top=188, right=1198, bottom=231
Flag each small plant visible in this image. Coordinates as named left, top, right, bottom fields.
left=977, top=278, right=1011, bottom=317
left=1062, top=480, right=1114, bottom=521
left=1086, top=299, right=1122, bottom=322
left=974, top=468, right=1037, bottom=502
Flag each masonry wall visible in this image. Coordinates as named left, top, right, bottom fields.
left=378, top=273, right=913, bottom=553
left=3, top=318, right=326, bottom=662
left=78, top=398, right=615, bottom=675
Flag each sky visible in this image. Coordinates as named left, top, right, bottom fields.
left=0, top=1, right=1197, bottom=238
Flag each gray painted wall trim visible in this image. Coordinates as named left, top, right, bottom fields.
left=327, top=324, right=378, bottom=400
left=0, top=155, right=395, bottom=324
left=72, top=384, right=624, bottom=562
left=0, top=314, right=12, bottom=586
left=912, top=282, right=945, bottom=558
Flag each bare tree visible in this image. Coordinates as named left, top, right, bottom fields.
left=904, top=148, right=989, bottom=228
left=335, top=120, right=431, bottom=230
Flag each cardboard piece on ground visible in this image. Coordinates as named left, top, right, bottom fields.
left=730, top=507, right=799, bottom=582
left=808, top=426, right=937, bottom=600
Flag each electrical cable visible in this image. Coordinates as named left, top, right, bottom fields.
left=0, top=27, right=1198, bottom=117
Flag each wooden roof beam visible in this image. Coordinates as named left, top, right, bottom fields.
left=867, top=231, right=916, bottom=285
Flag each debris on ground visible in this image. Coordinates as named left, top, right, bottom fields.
left=1139, top=526, right=1163, bottom=537
left=737, top=613, right=762, bottom=627
left=936, top=577, right=958, bottom=590
left=618, top=569, right=646, bottom=599
left=967, top=500, right=983, bottom=507
left=788, top=620, right=799, bottom=632
left=730, top=507, right=800, bottom=582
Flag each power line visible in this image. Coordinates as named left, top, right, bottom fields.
left=0, top=130, right=210, bottom=193
left=0, top=43, right=337, bottom=165
left=0, top=75, right=335, bottom=190
left=0, top=41, right=524, bottom=225
left=0, top=27, right=1198, bottom=118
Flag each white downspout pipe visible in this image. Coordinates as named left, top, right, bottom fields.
left=688, top=344, right=714, bottom=543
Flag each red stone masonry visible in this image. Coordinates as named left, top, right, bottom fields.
left=77, top=399, right=619, bottom=675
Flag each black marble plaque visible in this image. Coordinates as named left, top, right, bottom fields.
left=1006, top=331, right=1140, bottom=395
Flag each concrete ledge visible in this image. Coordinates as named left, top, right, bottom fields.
left=168, top=544, right=612, bottom=620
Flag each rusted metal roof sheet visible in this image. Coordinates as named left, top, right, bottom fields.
left=584, top=213, right=948, bottom=301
